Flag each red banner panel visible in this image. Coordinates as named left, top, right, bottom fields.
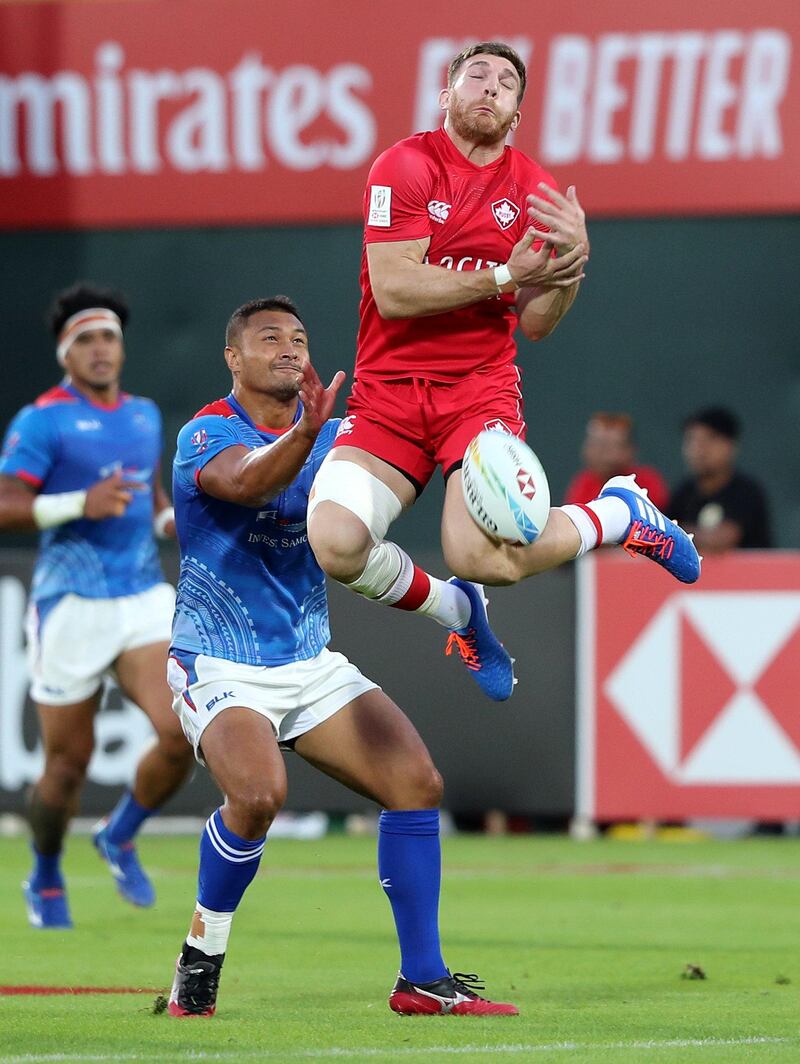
left=576, top=552, right=800, bottom=822
left=0, top=0, right=798, bottom=228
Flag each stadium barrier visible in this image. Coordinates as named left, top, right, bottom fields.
left=0, top=548, right=576, bottom=819
left=5, top=547, right=798, bottom=823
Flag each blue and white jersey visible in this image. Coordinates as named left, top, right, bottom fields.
left=171, top=393, right=338, bottom=668
left=0, top=382, right=164, bottom=612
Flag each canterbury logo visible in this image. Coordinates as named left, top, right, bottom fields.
left=427, top=200, right=451, bottom=223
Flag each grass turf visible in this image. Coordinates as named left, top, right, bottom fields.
left=2, top=833, right=799, bottom=1063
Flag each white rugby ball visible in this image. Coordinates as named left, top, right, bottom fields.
left=462, top=430, right=550, bottom=545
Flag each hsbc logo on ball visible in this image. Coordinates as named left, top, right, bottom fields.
left=578, top=555, right=800, bottom=821
left=516, top=469, right=536, bottom=501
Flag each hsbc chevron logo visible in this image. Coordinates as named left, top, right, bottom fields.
left=604, top=591, right=800, bottom=784
left=516, top=468, right=536, bottom=500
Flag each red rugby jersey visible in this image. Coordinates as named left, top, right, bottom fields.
left=355, top=126, right=557, bottom=382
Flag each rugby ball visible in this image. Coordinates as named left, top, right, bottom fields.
left=462, top=430, right=550, bottom=545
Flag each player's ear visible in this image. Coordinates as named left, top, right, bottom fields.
left=224, top=345, right=238, bottom=371
left=438, top=88, right=450, bottom=112
left=510, top=111, right=521, bottom=132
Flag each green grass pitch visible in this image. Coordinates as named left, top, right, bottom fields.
left=2, top=833, right=800, bottom=1063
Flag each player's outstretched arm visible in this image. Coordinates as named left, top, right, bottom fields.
left=0, top=469, right=136, bottom=531
left=198, top=365, right=345, bottom=508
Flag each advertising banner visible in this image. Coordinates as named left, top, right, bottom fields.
left=0, top=0, right=797, bottom=227
left=576, top=551, right=800, bottom=822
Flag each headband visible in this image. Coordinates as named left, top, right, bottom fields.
left=56, top=308, right=123, bottom=365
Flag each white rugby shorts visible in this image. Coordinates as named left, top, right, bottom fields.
left=167, top=648, right=379, bottom=761
left=26, top=583, right=175, bottom=706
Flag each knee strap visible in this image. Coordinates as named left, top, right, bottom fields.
left=347, top=540, right=405, bottom=600
left=308, top=458, right=402, bottom=544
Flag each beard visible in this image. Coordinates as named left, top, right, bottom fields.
left=447, top=97, right=516, bottom=147
left=266, top=376, right=302, bottom=402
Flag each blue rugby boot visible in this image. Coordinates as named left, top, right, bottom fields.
left=600, top=474, right=701, bottom=584
left=22, top=880, right=72, bottom=929
left=445, top=578, right=516, bottom=701
left=93, top=821, right=156, bottom=908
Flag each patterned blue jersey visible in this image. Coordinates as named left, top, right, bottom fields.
left=171, top=393, right=338, bottom=667
left=0, top=382, right=164, bottom=609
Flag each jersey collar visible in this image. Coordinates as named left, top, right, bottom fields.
left=62, top=379, right=128, bottom=411
left=435, top=125, right=509, bottom=174
left=226, top=392, right=302, bottom=437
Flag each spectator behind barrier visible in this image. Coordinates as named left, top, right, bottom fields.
left=669, top=406, right=772, bottom=554
left=563, top=412, right=668, bottom=510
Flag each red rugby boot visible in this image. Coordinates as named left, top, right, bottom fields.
left=167, top=944, right=224, bottom=1017
left=389, top=970, right=519, bottom=1016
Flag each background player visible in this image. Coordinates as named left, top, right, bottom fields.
left=165, top=296, right=517, bottom=1017
left=564, top=412, right=669, bottom=511
left=308, top=42, right=700, bottom=700
left=0, top=283, right=193, bottom=928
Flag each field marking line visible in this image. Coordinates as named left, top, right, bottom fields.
left=0, top=1035, right=791, bottom=1062
left=0, top=987, right=162, bottom=996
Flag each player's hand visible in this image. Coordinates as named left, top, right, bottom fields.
left=84, top=470, right=138, bottom=519
left=507, top=227, right=587, bottom=290
left=525, top=184, right=590, bottom=260
left=297, top=362, right=346, bottom=439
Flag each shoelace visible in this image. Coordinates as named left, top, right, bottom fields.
left=622, top=520, right=674, bottom=561
left=445, top=630, right=481, bottom=671
left=450, top=972, right=487, bottom=998
left=180, top=962, right=220, bottom=1012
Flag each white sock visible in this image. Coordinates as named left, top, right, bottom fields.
left=417, top=578, right=471, bottom=630
left=186, top=902, right=233, bottom=956
left=560, top=497, right=630, bottom=556
left=587, top=496, right=631, bottom=542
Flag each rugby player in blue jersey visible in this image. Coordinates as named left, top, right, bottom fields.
left=0, top=284, right=194, bottom=929
left=165, top=296, right=518, bottom=1017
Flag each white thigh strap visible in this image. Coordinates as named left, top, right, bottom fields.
left=308, top=458, right=402, bottom=543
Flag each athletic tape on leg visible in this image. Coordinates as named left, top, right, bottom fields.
left=308, top=459, right=402, bottom=544
left=347, top=540, right=406, bottom=600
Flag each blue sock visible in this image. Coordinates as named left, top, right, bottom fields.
left=104, top=790, right=153, bottom=845
left=378, top=809, right=447, bottom=985
left=197, top=808, right=265, bottom=912
left=30, top=846, right=64, bottom=891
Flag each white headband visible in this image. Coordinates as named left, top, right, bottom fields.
left=56, top=307, right=123, bottom=365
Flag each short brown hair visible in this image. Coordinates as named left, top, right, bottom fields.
left=448, top=42, right=527, bottom=105
left=588, top=412, right=634, bottom=440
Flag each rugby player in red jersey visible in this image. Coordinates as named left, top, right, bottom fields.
left=308, top=43, right=700, bottom=701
